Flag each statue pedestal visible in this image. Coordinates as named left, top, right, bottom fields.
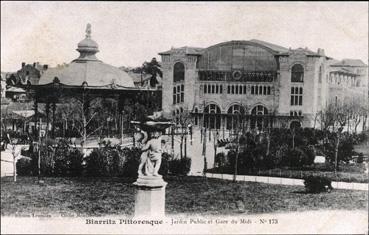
left=133, top=175, right=167, bottom=218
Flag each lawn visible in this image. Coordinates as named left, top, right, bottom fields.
left=1, top=176, right=367, bottom=217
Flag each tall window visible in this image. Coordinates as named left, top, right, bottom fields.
left=290, top=87, right=303, bottom=106
left=173, top=62, right=185, bottom=82
left=173, top=84, right=184, bottom=104
left=227, top=105, right=245, bottom=130
left=251, top=105, right=269, bottom=130
left=318, top=65, right=322, bottom=83
left=204, top=104, right=221, bottom=129
left=291, top=64, right=304, bottom=82
left=194, top=108, right=199, bottom=125
left=173, top=87, right=176, bottom=104
left=173, top=62, right=185, bottom=104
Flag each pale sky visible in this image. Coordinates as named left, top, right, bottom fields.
left=1, top=2, right=368, bottom=72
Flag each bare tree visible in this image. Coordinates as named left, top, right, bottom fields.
left=176, top=108, right=192, bottom=159
left=348, top=98, right=363, bottom=134
left=316, top=103, right=336, bottom=131
left=232, top=103, right=250, bottom=182
left=331, top=102, right=350, bottom=173
left=264, top=106, right=277, bottom=156
left=57, top=95, right=110, bottom=150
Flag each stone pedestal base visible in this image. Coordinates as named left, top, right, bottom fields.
left=133, top=175, right=167, bottom=218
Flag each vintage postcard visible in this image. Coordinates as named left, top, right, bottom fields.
left=1, top=1, right=368, bottom=234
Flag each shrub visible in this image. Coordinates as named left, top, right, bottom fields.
left=238, top=150, right=255, bottom=173
left=19, top=139, right=84, bottom=177
left=304, top=176, right=333, bottom=193
left=168, top=157, right=191, bottom=176
left=85, top=144, right=128, bottom=177
left=283, top=148, right=307, bottom=168
left=53, top=139, right=83, bottom=176
left=253, top=145, right=267, bottom=169
left=227, top=150, right=237, bottom=169
left=357, top=153, right=364, bottom=164
left=159, top=152, right=170, bottom=176
left=215, top=152, right=227, bottom=168
left=121, top=147, right=141, bottom=178
left=16, top=158, right=33, bottom=176
left=300, top=145, right=316, bottom=166
left=273, top=144, right=288, bottom=167
left=263, top=154, right=276, bottom=169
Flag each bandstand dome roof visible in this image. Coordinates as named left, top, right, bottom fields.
left=39, top=24, right=134, bottom=88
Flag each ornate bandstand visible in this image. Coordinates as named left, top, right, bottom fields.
left=26, top=24, right=161, bottom=139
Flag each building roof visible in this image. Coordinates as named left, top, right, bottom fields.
left=38, top=24, right=134, bottom=88
left=39, top=61, right=134, bottom=87
left=329, top=67, right=359, bottom=76
left=159, top=40, right=290, bottom=56
left=249, top=39, right=289, bottom=53
left=6, top=87, right=26, bottom=93
left=1, top=101, right=43, bottom=118
left=12, top=110, right=37, bottom=118
left=159, top=46, right=204, bottom=55
left=332, top=59, right=367, bottom=67
left=277, top=47, right=324, bottom=57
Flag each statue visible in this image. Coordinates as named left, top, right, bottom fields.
left=138, top=131, right=165, bottom=177
left=133, top=125, right=170, bottom=218
left=132, top=112, right=172, bottom=178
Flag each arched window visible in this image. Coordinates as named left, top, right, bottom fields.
left=251, top=105, right=268, bottom=115
left=290, top=121, right=301, bottom=129
left=173, top=62, right=185, bottom=83
left=251, top=105, right=269, bottom=130
left=204, top=104, right=221, bottom=129
left=291, top=64, right=304, bottom=82
left=227, top=105, right=245, bottom=130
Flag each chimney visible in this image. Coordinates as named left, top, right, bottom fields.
left=22, top=62, right=25, bottom=68
left=33, top=62, right=36, bottom=67
left=43, top=64, right=48, bottom=70
left=317, top=48, right=325, bottom=56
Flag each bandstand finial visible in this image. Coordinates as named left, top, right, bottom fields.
left=86, top=23, right=92, bottom=39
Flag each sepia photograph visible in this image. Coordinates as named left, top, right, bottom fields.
left=1, top=1, right=368, bottom=234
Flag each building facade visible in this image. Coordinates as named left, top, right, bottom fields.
left=13, top=62, right=49, bottom=85
left=159, top=40, right=368, bottom=130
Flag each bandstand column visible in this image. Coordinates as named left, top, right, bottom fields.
left=118, top=94, right=126, bottom=144
left=52, top=101, right=56, bottom=138
left=45, top=102, right=50, bottom=138
left=33, top=98, right=38, bottom=136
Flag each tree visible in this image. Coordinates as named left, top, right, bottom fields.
left=349, top=98, right=369, bottom=133
left=332, top=102, right=351, bottom=173
left=141, top=58, right=163, bottom=88
left=173, top=108, right=192, bottom=159
left=232, top=103, right=250, bottom=182
left=316, top=103, right=336, bottom=131
left=56, top=95, right=115, bottom=150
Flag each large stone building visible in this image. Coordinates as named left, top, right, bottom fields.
left=159, top=40, right=368, bottom=130
left=11, top=62, right=49, bottom=86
